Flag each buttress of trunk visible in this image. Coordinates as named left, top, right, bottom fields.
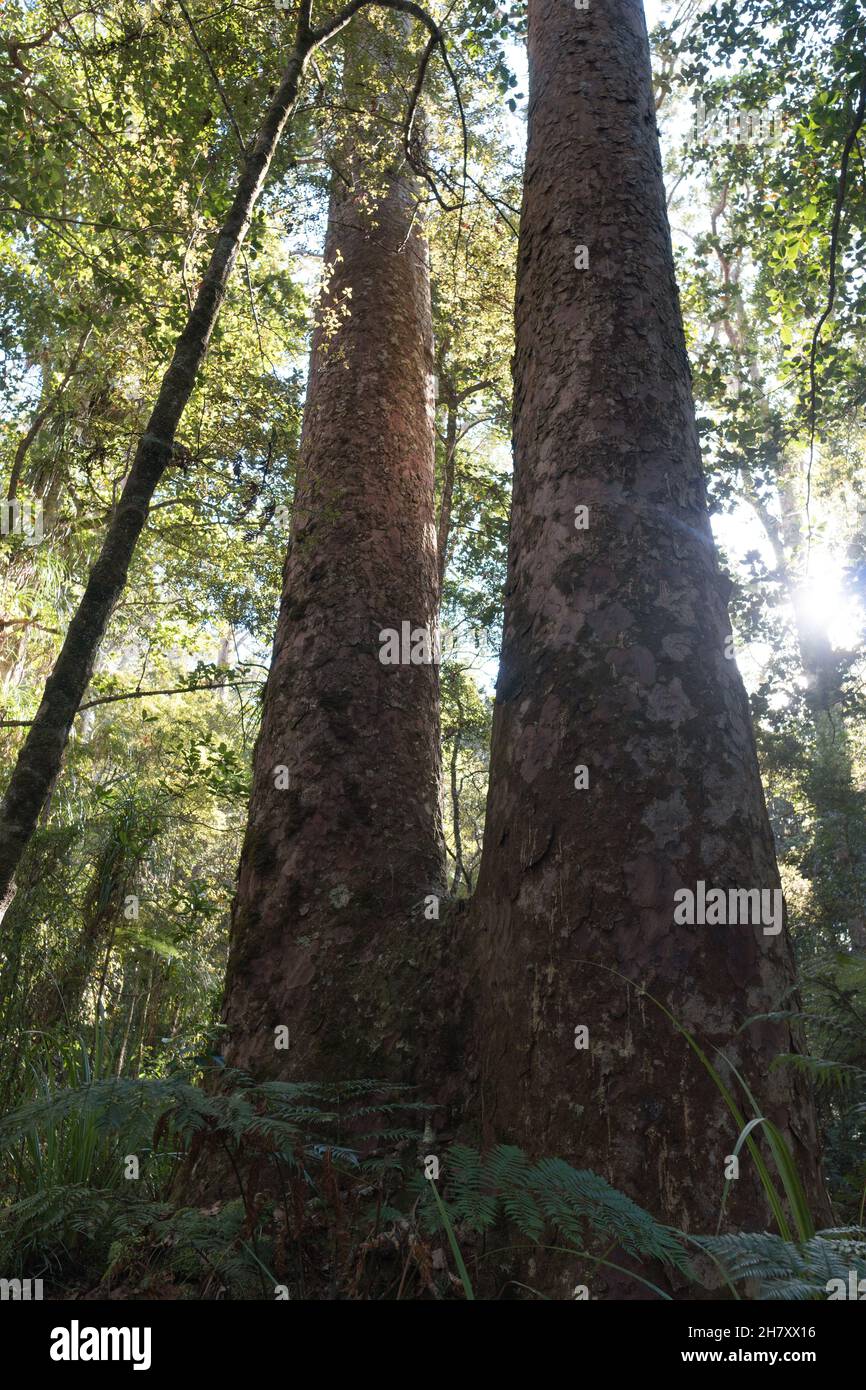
left=222, top=170, right=450, bottom=1089
left=469, top=0, right=827, bottom=1271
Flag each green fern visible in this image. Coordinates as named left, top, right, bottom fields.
left=693, top=1228, right=866, bottom=1299
left=416, top=1144, right=689, bottom=1273
left=0, top=1065, right=427, bottom=1287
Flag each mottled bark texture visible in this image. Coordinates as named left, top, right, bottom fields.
left=0, top=43, right=313, bottom=907
left=469, top=0, right=826, bottom=1277
left=222, top=160, right=452, bottom=1087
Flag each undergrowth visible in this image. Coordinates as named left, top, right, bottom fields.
left=1, top=1037, right=864, bottom=1300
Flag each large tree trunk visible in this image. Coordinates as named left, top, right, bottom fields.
left=221, top=125, right=449, bottom=1086
left=469, top=0, right=826, bottom=1284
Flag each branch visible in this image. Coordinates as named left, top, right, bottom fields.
left=2, top=15, right=87, bottom=74
left=240, top=247, right=269, bottom=371
left=0, top=617, right=61, bottom=636
left=805, top=73, right=866, bottom=542
left=401, top=20, right=467, bottom=215
left=463, top=170, right=519, bottom=236
left=311, top=0, right=468, bottom=215
left=0, top=680, right=262, bottom=727
left=176, top=0, right=246, bottom=157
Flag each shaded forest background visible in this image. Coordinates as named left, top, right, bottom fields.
left=1, top=0, right=865, bottom=1299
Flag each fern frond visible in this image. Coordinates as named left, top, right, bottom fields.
left=693, top=1229, right=866, bottom=1298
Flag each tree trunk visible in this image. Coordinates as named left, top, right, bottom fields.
left=115, top=960, right=141, bottom=1076
left=5, top=326, right=92, bottom=502
left=469, top=0, right=826, bottom=1284
left=221, top=129, right=449, bottom=1087
left=0, top=34, right=315, bottom=909
left=437, top=396, right=458, bottom=593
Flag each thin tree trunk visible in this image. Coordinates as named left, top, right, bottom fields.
left=5, top=326, right=92, bottom=502
left=720, top=300, right=866, bottom=951
left=115, top=961, right=141, bottom=1076
left=448, top=723, right=467, bottom=894
left=437, top=397, right=458, bottom=592
left=721, top=291, right=841, bottom=712
left=469, top=0, right=826, bottom=1290
left=435, top=377, right=496, bottom=597
left=0, top=24, right=317, bottom=913
left=39, top=893, right=114, bottom=1029
left=221, top=53, right=447, bottom=1086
